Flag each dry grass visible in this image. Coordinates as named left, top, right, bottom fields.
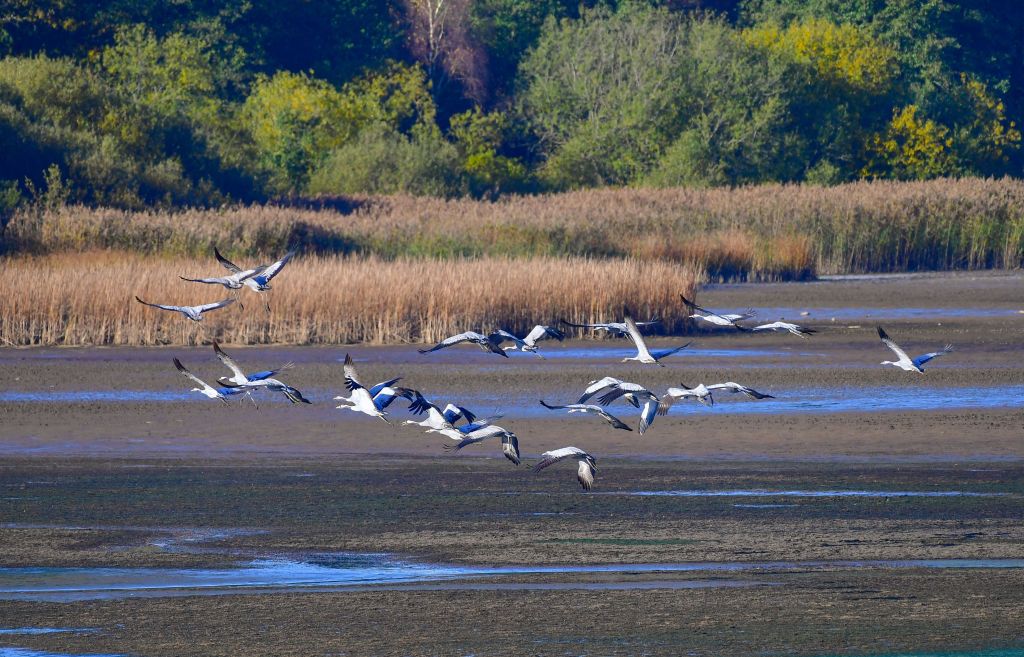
left=0, top=252, right=701, bottom=346
left=4, top=178, right=1023, bottom=278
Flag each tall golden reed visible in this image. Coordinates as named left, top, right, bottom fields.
left=5, top=177, right=1023, bottom=275
left=0, top=252, right=701, bottom=346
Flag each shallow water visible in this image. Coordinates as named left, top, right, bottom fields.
left=732, top=503, right=799, bottom=508
left=0, top=390, right=317, bottom=404
left=815, top=646, right=1024, bottom=650
left=530, top=385, right=1024, bottom=417
left=0, top=626, right=96, bottom=630
left=536, top=346, right=799, bottom=360
left=0, top=391, right=194, bottom=403
left=1, top=555, right=1022, bottom=602
left=6, top=384, right=1020, bottom=419
left=608, top=489, right=1010, bottom=498
left=736, top=306, right=1022, bottom=321
left=0, top=646, right=120, bottom=650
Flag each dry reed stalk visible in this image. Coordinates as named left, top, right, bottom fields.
left=6, top=177, right=1022, bottom=276
left=0, top=252, right=702, bottom=346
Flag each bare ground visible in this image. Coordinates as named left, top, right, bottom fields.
left=0, top=272, right=1022, bottom=656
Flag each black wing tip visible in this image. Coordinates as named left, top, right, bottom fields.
left=876, top=326, right=888, bottom=339
left=344, top=353, right=353, bottom=365
left=172, top=357, right=186, bottom=370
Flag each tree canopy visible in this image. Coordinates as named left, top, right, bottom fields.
left=1, top=0, right=1021, bottom=210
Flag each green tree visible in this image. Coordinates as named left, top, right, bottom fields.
left=518, top=3, right=688, bottom=187
left=468, top=0, right=579, bottom=102
left=242, top=71, right=349, bottom=192
left=740, top=17, right=899, bottom=181
left=647, top=18, right=802, bottom=186
left=449, top=108, right=528, bottom=196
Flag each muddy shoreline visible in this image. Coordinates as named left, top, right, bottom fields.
left=1, top=272, right=1022, bottom=656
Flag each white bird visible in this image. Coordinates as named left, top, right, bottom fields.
left=489, top=325, right=566, bottom=358
left=621, top=311, right=691, bottom=365
left=681, top=294, right=755, bottom=330
left=657, top=384, right=714, bottom=414
left=419, top=331, right=508, bottom=358
left=877, top=327, right=953, bottom=373
left=658, top=381, right=774, bottom=415
left=213, top=342, right=293, bottom=386
left=215, top=247, right=295, bottom=311
left=588, top=379, right=659, bottom=407
left=441, top=403, right=478, bottom=426
left=577, top=377, right=633, bottom=406
left=453, top=414, right=505, bottom=434
left=560, top=317, right=660, bottom=337
left=407, top=398, right=502, bottom=435
left=533, top=447, right=597, bottom=490
left=749, top=321, right=816, bottom=338
left=136, top=296, right=235, bottom=322
left=707, top=382, right=775, bottom=400
left=441, top=403, right=503, bottom=434
left=211, top=342, right=307, bottom=405
left=636, top=398, right=660, bottom=436
left=442, top=425, right=521, bottom=465
left=585, top=379, right=661, bottom=435
left=222, top=376, right=312, bottom=404
left=179, top=267, right=264, bottom=291
left=173, top=358, right=228, bottom=404
left=402, top=390, right=459, bottom=433
left=334, top=354, right=402, bottom=423
left=539, top=400, right=632, bottom=431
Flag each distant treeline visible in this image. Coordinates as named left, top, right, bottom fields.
left=1, top=1, right=1023, bottom=212
left=6, top=179, right=1023, bottom=280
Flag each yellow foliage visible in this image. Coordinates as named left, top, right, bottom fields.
left=242, top=71, right=352, bottom=175
left=743, top=18, right=897, bottom=94
left=339, top=63, right=436, bottom=133
left=863, top=105, right=957, bottom=180
left=959, top=74, right=1021, bottom=164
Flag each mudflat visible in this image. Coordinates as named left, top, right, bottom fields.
left=0, top=272, right=1022, bottom=656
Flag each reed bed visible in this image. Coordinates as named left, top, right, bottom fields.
left=4, top=177, right=1023, bottom=277
left=0, top=252, right=701, bottom=346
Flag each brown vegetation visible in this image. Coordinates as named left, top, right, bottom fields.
left=4, top=178, right=1023, bottom=279
left=0, top=252, right=700, bottom=346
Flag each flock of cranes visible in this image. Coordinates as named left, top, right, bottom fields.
left=136, top=249, right=296, bottom=319
left=138, top=248, right=956, bottom=491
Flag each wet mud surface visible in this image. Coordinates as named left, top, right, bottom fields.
left=1, top=272, right=1022, bottom=655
